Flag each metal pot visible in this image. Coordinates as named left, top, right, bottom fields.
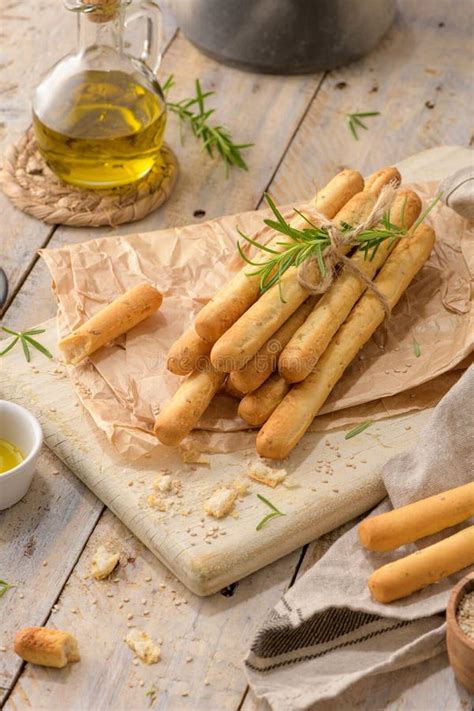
left=166, top=0, right=397, bottom=74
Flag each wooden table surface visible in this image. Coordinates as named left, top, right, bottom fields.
left=0, top=1, right=473, bottom=709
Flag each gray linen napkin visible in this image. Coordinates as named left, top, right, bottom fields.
left=245, top=366, right=473, bottom=711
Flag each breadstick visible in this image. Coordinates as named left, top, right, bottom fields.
left=238, top=373, right=290, bottom=426
left=58, top=282, right=162, bottom=365
left=228, top=297, right=318, bottom=394
left=194, top=170, right=364, bottom=344
left=257, top=223, right=435, bottom=459
left=279, top=190, right=421, bottom=382
left=166, top=327, right=211, bottom=375
left=368, top=526, right=474, bottom=603
left=359, top=482, right=474, bottom=552
left=154, top=367, right=225, bottom=446
left=211, top=168, right=401, bottom=372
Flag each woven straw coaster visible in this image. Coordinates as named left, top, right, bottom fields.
left=0, top=128, right=178, bottom=227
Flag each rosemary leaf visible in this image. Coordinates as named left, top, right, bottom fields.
left=0, top=579, right=11, bottom=598
left=344, top=420, right=373, bottom=440
left=0, top=327, right=52, bottom=363
left=412, top=337, right=421, bottom=358
left=347, top=111, right=380, bottom=140
left=256, top=493, right=285, bottom=530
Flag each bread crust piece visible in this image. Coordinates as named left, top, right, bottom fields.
left=359, top=482, right=474, bottom=552
left=210, top=170, right=401, bottom=374
left=166, top=327, right=212, bottom=375
left=194, top=170, right=364, bottom=344
left=125, top=629, right=160, bottom=664
left=279, top=190, right=422, bottom=383
left=257, top=223, right=435, bottom=460
left=14, top=627, right=80, bottom=668
left=90, top=545, right=120, bottom=580
left=368, top=526, right=474, bottom=603
left=58, top=282, right=163, bottom=365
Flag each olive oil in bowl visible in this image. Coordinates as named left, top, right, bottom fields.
left=0, top=438, right=24, bottom=474
left=33, top=70, right=167, bottom=189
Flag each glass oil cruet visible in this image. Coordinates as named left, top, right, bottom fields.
left=33, top=0, right=167, bottom=188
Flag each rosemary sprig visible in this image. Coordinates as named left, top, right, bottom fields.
left=345, top=420, right=373, bottom=440
left=256, top=493, right=286, bottom=531
left=0, top=579, right=11, bottom=598
left=237, top=193, right=441, bottom=300
left=412, top=337, right=421, bottom=358
left=0, top=327, right=53, bottom=363
left=163, top=75, right=252, bottom=173
left=347, top=111, right=380, bottom=140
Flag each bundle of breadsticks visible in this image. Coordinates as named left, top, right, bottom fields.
left=155, top=166, right=436, bottom=459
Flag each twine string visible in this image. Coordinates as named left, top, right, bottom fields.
left=297, top=182, right=400, bottom=317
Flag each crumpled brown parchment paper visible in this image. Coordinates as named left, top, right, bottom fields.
left=40, top=183, right=473, bottom=461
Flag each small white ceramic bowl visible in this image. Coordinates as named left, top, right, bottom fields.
left=0, top=400, right=43, bottom=510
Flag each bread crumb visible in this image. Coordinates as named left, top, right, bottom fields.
left=153, top=474, right=172, bottom=493
left=147, top=494, right=168, bottom=512
left=90, top=546, right=120, bottom=580
left=247, top=463, right=287, bottom=488
left=204, top=487, right=238, bottom=518
left=125, top=629, right=160, bottom=664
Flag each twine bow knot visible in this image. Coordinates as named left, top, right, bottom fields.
left=297, top=182, right=400, bottom=317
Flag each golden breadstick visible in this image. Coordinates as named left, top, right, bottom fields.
left=58, top=282, right=162, bottom=365
left=211, top=169, right=401, bottom=373
left=166, top=327, right=211, bottom=375
left=364, top=167, right=401, bottom=194
left=228, top=297, right=318, bottom=394
left=359, top=482, right=474, bottom=552
left=194, top=170, right=364, bottom=344
left=238, top=373, right=290, bottom=426
left=154, top=367, right=225, bottom=446
left=279, top=190, right=421, bottom=382
left=14, top=627, right=80, bottom=668
left=368, top=526, right=474, bottom=603
left=257, top=223, right=435, bottom=459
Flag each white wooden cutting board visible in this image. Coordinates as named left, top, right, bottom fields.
left=1, top=146, right=471, bottom=595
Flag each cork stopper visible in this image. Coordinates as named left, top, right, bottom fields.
left=82, top=0, right=120, bottom=23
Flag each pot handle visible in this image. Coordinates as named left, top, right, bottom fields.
left=125, top=0, right=163, bottom=74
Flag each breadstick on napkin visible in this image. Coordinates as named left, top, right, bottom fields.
left=166, top=326, right=211, bottom=375
left=58, top=282, right=162, bottom=365
left=359, top=482, right=474, bottom=552
left=368, top=526, right=474, bottom=603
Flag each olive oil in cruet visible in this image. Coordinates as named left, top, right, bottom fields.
left=32, top=0, right=166, bottom=188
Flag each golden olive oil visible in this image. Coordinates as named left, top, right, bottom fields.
left=33, top=70, right=166, bottom=188
left=0, top=438, right=24, bottom=474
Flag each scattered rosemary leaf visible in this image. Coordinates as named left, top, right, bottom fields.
left=0, top=579, right=11, bottom=598
left=256, top=493, right=285, bottom=531
left=0, top=327, right=53, bottom=363
left=412, top=337, right=421, bottom=358
left=346, top=111, right=380, bottom=140
left=145, top=687, right=157, bottom=706
left=345, top=420, right=373, bottom=440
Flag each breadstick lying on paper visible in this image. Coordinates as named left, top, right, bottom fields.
left=238, top=373, right=290, bottom=426
left=359, top=482, right=474, bottom=552
left=257, top=223, right=435, bottom=459
left=279, top=190, right=422, bottom=382
left=211, top=168, right=401, bottom=372
left=194, top=169, right=364, bottom=344
left=167, top=327, right=211, bottom=375
left=58, top=282, right=162, bottom=365
left=228, top=297, right=318, bottom=395
left=154, top=367, right=225, bottom=446
left=368, top=526, right=474, bottom=603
